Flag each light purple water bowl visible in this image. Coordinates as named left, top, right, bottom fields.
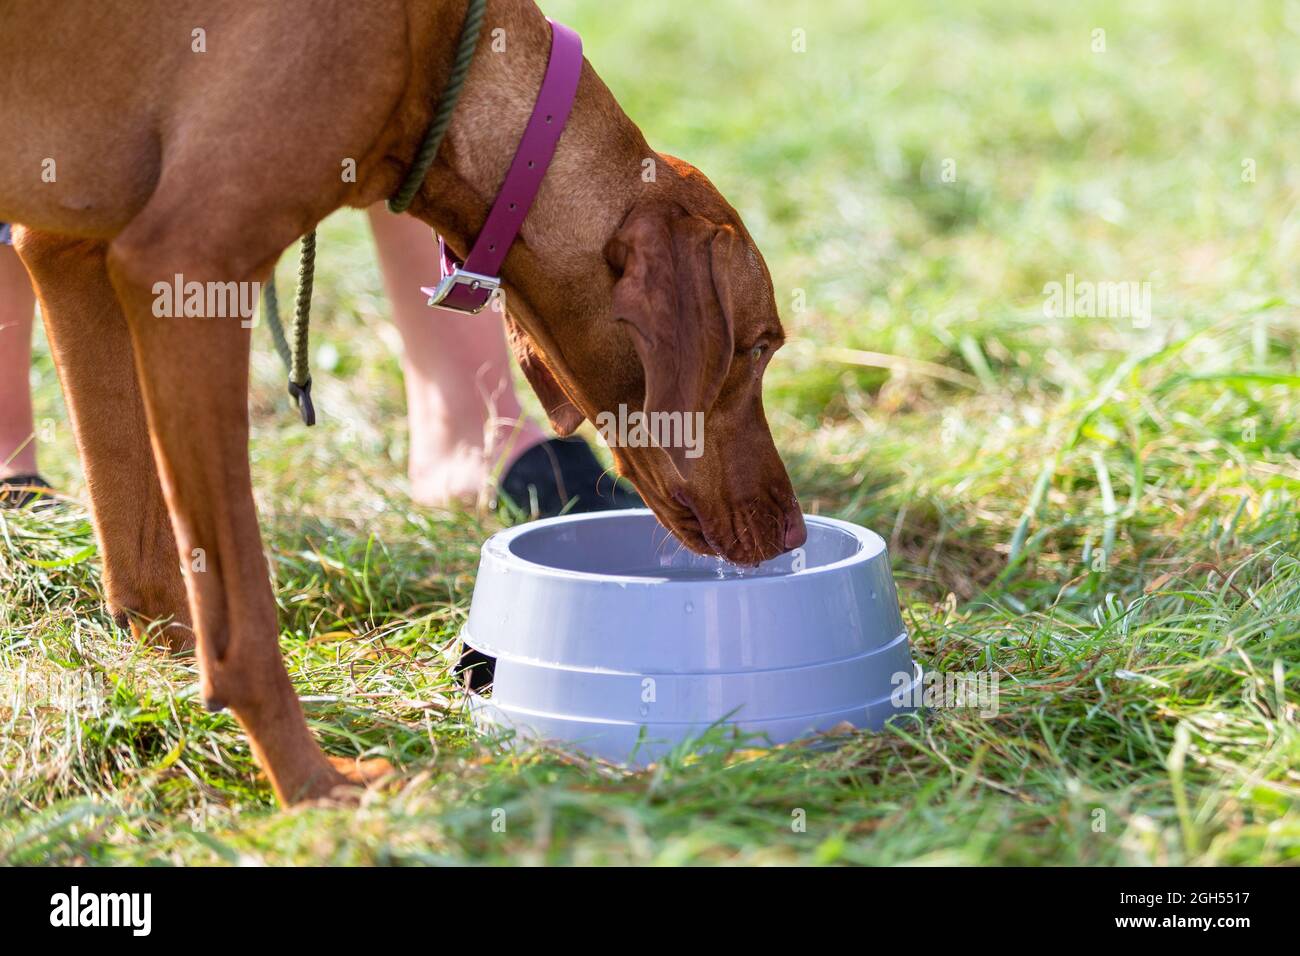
left=460, top=509, right=919, bottom=764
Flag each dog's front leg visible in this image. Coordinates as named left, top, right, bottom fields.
left=14, top=229, right=192, bottom=651
left=101, top=226, right=363, bottom=806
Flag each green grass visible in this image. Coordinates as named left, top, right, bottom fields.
left=2, top=0, right=1298, bottom=864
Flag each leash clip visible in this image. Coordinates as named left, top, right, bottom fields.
left=288, top=377, right=316, bottom=427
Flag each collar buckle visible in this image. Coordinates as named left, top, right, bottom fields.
left=421, top=266, right=500, bottom=315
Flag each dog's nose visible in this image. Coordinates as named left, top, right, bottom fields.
left=783, top=508, right=807, bottom=551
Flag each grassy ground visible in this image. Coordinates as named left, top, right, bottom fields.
left=2, top=0, right=1298, bottom=864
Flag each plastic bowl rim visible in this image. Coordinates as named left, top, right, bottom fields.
left=483, top=508, right=888, bottom=586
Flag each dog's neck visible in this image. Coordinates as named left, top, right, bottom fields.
left=400, top=1, right=650, bottom=311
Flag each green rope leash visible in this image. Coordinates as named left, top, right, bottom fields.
left=390, top=0, right=486, bottom=213
left=262, top=0, right=486, bottom=425
left=262, top=281, right=290, bottom=368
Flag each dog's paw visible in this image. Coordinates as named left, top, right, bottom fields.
left=291, top=757, right=396, bottom=807
left=326, top=755, right=396, bottom=792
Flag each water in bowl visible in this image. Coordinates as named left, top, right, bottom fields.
left=607, top=557, right=793, bottom=581
left=506, top=511, right=853, bottom=579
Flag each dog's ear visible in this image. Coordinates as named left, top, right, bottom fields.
left=505, top=312, right=585, bottom=436
left=604, top=206, right=735, bottom=479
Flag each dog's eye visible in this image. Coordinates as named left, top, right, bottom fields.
left=749, top=343, right=768, bottom=362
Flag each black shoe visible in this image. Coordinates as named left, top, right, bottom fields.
left=457, top=438, right=642, bottom=694
left=496, top=436, right=641, bottom=519
left=0, top=474, right=52, bottom=509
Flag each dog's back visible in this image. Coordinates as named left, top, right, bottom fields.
left=0, top=0, right=411, bottom=238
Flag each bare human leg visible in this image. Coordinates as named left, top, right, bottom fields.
left=0, top=241, right=38, bottom=479
left=366, top=205, right=546, bottom=507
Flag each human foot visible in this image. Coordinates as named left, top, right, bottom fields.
left=408, top=416, right=548, bottom=508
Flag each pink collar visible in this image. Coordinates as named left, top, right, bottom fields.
left=422, top=19, right=583, bottom=314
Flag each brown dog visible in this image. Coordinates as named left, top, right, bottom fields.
left=0, top=0, right=805, bottom=803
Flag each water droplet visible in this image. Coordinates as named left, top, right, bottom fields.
left=684, top=601, right=694, bottom=613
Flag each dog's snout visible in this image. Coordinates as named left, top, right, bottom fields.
left=783, top=508, right=807, bottom=551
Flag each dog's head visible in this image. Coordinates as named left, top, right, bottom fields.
left=507, top=156, right=806, bottom=565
